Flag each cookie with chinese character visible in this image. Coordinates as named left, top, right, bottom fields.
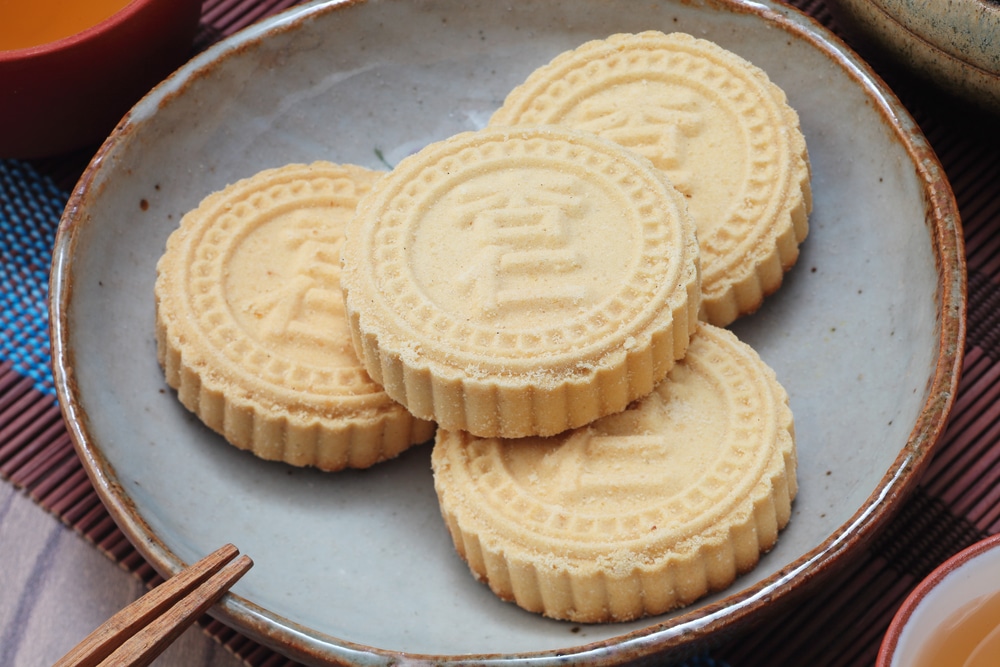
left=431, top=323, right=797, bottom=622
left=340, top=125, right=700, bottom=439
left=490, top=31, right=812, bottom=327
left=155, top=162, right=435, bottom=470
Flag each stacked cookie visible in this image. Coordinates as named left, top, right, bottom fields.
left=341, top=124, right=702, bottom=439
left=155, top=31, right=810, bottom=623
left=490, top=31, right=812, bottom=328
left=155, top=163, right=436, bottom=471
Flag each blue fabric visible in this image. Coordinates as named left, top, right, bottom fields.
left=0, top=159, right=67, bottom=396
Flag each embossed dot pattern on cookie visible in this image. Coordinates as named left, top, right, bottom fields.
left=491, top=31, right=812, bottom=327
left=354, top=130, right=690, bottom=359
left=341, top=125, right=701, bottom=438
left=168, top=165, right=380, bottom=398
left=155, top=162, right=435, bottom=470
left=432, top=323, right=797, bottom=622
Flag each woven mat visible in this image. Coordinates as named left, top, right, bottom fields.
left=2, top=1, right=998, bottom=665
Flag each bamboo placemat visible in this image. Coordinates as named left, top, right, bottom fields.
left=3, top=0, right=999, bottom=665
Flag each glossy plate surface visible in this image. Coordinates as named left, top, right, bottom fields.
left=50, top=0, right=965, bottom=664
left=825, top=0, right=1000, bottom=113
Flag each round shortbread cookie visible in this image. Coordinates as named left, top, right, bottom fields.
left=340, top=125, right=701, bottom=439
left=431, top=323, right=797, bottom=623
left=155, top=162, right=435, bottom=471
left=490, top=31, right=812, bottom=327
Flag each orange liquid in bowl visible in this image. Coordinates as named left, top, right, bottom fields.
left=914, top=589, right=1000, bottom=667
left=0, top=0, right=135, bottom=51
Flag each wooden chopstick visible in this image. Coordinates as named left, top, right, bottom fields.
left=53, top=544, right=253, bottom=667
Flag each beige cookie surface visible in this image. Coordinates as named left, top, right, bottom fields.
left=490, top=31, right=812, bottom=327
left=340, top=125, right=701, bottom=439
left=155, top=161, right=435, bottom=471
left=432, top=323, right=797, bottom=623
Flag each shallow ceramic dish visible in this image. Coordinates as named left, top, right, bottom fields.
left=826, top=0, right=1000, bottom=114
left=878, top=533, right=1000, bottom=666
left=50, top=0, right=965, bottom=664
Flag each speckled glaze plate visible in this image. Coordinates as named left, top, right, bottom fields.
left=826, top=0, right=1000, bottom=113
left=50, top=0, right=965, bottom=664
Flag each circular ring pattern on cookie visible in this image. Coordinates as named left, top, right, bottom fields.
left=490, top=31, right=808, bottom=301
left=342, top=125, right=698, bottom=374
left=432, top=324, right=795, bottom=559
left=157, top=162, right=394, bottom=414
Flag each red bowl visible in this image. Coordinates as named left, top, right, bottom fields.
left=0, top=0, right=202, bottom=158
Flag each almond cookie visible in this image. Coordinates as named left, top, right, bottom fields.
left=155, top=162, right=435, bottom=470
left=340, top=125, right=701, bottom=439
left=490, top=31, right=812, bottom=327
left=432, top=323, right=796, bottom=623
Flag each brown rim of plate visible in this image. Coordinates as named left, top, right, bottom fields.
left=48, top=0, right=966, bottom=664
left=826, top=0, right=1000, bottom=113
left=862, top=0, right=1000, bottom=74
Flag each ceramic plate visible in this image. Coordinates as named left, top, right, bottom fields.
left=825, top=0, right=1000, bottom=114
left=50, top=0, right=965, bottom=664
